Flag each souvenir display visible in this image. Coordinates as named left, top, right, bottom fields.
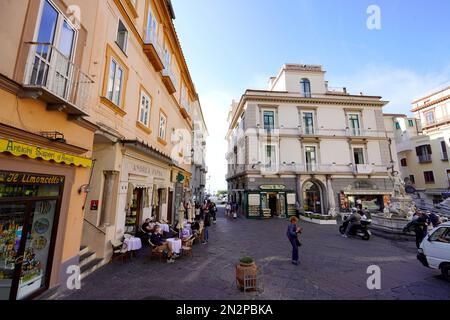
left=32, top=236, right=47, bottom=250
left=34, top=218, right=50, bottom=234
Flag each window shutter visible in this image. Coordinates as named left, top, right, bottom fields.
left=415, top=146, right=422, bottom=156
left=427, top=144, right=432, bottom=155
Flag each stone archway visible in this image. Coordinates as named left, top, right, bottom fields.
left=302, top=179, right=327, bottom=214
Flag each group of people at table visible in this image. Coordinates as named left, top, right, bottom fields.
left=142, top=218, right=201, bottom=263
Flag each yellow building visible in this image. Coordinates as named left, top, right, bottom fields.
left=0, top=0, right=96, bottom=299
left=78, top=0, right=201, bottom=277
left=391, top=85, right=450, bottom=204
left=0, top=0, right=203, bottom=299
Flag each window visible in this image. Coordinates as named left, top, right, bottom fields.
left=353, top=148, right=365, bottom=165
left=138, top=90, right=151, bottom=127
left=425, top=111, right=435, bottom=125
left=409, top=175, right=415, bottom=184
left=303, top=112, right=314, bottom=134
left=106, top=59, right=124, bottom=106
left=163, top=42, right=171, bottom=68
left=428, top=227, right=450, bottom=243
left=416, top=145, right=432, bottom=163
left=395, top=122, right=401, bottom=130
left=263, top=110, right=275, bottom=130
left=349, top=114, right=361, bottom=135
left=116, top=20, right=128, bottom=53
left=305, top=146, right=317, bottom=171
left=146, top=7, right=158, bottom=42
left=400, top=158, right=407, bottom=167
left=424, top=171, right=435, bottom=184
left=265, top=145, right=276, bottom=168
left=440, top=141, right=448, bottom=160
left=300, top=78, right=311, bottom=97
left=408, top=119, right=414, bottom=127
left=158, top=112, right=167, bottom=141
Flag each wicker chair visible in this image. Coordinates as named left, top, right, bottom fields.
left=111, top=240, right=129, bottom=263
left=148, top=239, right=165, bottom=262
left=181, top=236, right=195, bottom=258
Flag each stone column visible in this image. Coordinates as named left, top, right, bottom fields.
left=100, top=170, right=120, bottom=227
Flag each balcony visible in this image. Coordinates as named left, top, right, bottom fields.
left=162, top=64, right=176, bottom=95
left=143, top=31, right=164, bottom=72
left=21, top=42, right=93, bottom=116
left=396, top=139, right=414, bottom=153
left=418, top=154, right=432, bottom=163
left=422, top=115, right=450, bottom=130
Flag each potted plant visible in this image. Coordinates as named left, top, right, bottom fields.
left=236, top=255, right=257, bottom=290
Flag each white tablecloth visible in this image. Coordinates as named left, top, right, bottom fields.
left=124, top=237, right=142, bottom=251
left=157, top=223, right=170, bottom=233
left=166, top=238, right=182, bottom=254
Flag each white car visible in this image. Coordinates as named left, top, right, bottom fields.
left=417, top=222, right=450, bottom=281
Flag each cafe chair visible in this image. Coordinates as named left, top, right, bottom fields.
left=148, top=239, right=164, bottom=262
left=181, top=236, right=195, bottom=258
left=111, top=239, right=129, bottom=263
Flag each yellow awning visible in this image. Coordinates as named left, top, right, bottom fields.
left=0, top=138, right=92, bottom=168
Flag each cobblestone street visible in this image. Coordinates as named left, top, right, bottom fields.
left=58, top=206, right=450, bottom=300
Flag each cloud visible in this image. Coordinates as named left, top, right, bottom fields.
left=200, top=90, right=234, bottom=192
left=330, top=64, right=450, bottom=115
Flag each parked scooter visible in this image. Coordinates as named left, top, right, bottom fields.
left=339, top=213, right=372, bottom=240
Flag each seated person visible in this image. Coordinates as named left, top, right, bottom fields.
left=181, top=226, right=191, bottom=240
left=142, top=218, right=156, bottom=234
left=150, top=227, right=175, bottom=262
left=191, top=219, right=200, bottom=236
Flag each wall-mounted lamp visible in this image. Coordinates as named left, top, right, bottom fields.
left=78, top=184, right=91, bottom=194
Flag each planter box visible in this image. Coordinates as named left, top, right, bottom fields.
left=299, top=215, right=337, bottom=225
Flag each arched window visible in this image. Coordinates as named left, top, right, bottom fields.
left=300, top=78, right=311, bottom=97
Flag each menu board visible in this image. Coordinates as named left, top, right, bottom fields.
left=287, top=193, right=296, bottom=205
left=248, top=194, right=260, bottom=206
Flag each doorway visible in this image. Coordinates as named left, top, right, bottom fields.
left=303, top=180, right=322, bottom=214
left=126, top=188, right=143, bottom=233
left=268, top=193, right=278, bottom=217
left=0, top=172, right=63, bottom=300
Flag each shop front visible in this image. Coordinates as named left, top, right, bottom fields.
left=120, top=150, right=171, bottom=235
left=170, top=167, right=192, bottom=224
left=246, top=185, right=296, bottom=219
left=0, top=171, right=63, bottom=300
left=339, top=191, right=390, bottom=213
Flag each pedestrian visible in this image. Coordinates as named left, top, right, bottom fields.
left=210, top=201, right=217, bottom=223
left=413, top=211, right=429, bottom=249
left=295, top=201, right=301, bottom=218
left=225, top=202, right=231, bottom=217
left=286, top=216, right=302, bottom=265
left=202, top=206, right=212, bottom=244
left=428, top=211, right=441, bottom=228
left=195, top=202, right=201, bottom=220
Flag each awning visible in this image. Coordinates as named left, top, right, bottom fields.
left=344, top=190, right=390, bottom=196
left=0, top=138, right=92, bottom=168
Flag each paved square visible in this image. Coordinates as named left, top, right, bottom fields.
left=58, top=207, right=450, bottom=300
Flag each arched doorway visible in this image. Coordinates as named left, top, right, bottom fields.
left=302, top=180, right=323, bottom=214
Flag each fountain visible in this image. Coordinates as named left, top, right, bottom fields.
left=370, top=170, right=416, bottom=238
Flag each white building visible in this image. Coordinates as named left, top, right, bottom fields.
left=226, top=64, right=398, bottom=218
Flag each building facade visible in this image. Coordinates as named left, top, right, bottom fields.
left=0, top=0, right=96, bottom=300
left=391, top=86, right=450, bottom=204
left=0, top=0, right=206, bottom=299
left=190, top=100, right=208, bottom=203
left=226, top=64, right=398, bottom=219
left=79, top=0, right=204, bottom=273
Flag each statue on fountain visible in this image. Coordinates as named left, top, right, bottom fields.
left=384, top=170, right=415, bottom=219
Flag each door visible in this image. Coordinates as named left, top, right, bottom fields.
left=349, top=114, right=361, bottom=136
left=268, top=194, right=277, bottom=217
left=305, top=146, right=317, bottom=171
left=303, top=112, right=314, bottom=134
left=0, top=200, right=58, bottom=300
left=424, top=227, right=450, bottom=269
left=30, top=0, right=76, bottom=98
left=167, top=191, right=173, bottom=224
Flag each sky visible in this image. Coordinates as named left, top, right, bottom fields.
left=171, top=0, right=450, bottom=192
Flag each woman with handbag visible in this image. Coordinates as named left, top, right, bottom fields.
left=286, top=216, right=302, bottom=265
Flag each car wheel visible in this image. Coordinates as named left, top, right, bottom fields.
left=362, top=234, right=370, bottom=241
left=441, top=264, right=450, bottom=282
left=339, top=226, right=345, bottom=234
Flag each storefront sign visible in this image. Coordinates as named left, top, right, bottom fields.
left=90, top=200, right=99, bottom=210
left=259, top=184, right=286, bottom=190
left=0, top=139, right=92, bottom=168
left=0, top=171, right=64, bottom=185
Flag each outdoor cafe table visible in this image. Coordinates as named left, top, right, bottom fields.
left=124, top=237, right=142, bottom=257
left=166, top=238, right=182, bottom=254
